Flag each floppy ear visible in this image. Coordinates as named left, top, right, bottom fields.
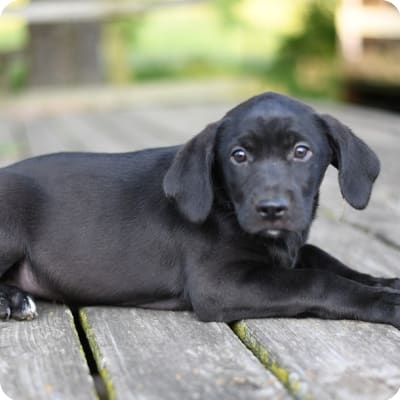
left=163, top=121, right=221, bottom=223
left=320, top=114, right=380, bottom=209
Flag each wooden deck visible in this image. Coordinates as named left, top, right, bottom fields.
left=0, top=91, right=400, bottom=400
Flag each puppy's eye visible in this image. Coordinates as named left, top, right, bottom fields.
left=231, top=148, right=248, bottom=164
left=293, top=144, right=312, bottom=161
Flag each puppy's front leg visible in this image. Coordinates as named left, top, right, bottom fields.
left=188, top=263, right=400, bottom=328
left=297, top=244, right=400, bottom=290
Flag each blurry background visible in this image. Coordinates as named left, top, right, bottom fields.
left=0, top=0, right=399, bottom=171
left=0, top=0, right=399, bottom=110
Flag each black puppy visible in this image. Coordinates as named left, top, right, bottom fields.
left=1, top=92, right=399, bottom=328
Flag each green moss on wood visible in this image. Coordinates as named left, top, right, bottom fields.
left=231, top=321, right=312, bottom=400
left=65, top=308, right=88, bottom=363
left=79, top=309, right=116, bottom=400
left=65, top=308, right=100, bottom=400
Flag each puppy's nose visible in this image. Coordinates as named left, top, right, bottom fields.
left=256, top=199, right=288, bottom=219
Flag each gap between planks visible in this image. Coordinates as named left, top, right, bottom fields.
left=230, top=321, right=310, bottom=400
left=78, top=307, right=293, bottom=400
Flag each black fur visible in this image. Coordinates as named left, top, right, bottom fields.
left=1, top=92, right=400, bottom=328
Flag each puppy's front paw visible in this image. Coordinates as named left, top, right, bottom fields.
left=377, top=289, right=400, bottom=329
left=12, top=293, right=38, bottom=321
left=0, top=285, right=38, bottom=321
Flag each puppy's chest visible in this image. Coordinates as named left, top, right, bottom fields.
left=217, top=239, right=296, bottom=269
left=208, top=214, right=297, bottom=269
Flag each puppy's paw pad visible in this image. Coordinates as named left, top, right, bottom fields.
left=12, top=295, right=38, bottom=321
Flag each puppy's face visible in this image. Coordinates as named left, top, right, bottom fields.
left=216, top=101, right=331, bottom=238
left=164, top=92, right=379, bottom=236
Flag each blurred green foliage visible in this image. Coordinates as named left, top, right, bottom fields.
left=103, top=16, right=144, bottom=83
left=8, top=57, right=27, bottom=90
left=213, top=0, right=244, bottom=27
left=0, top=0, right=339, bottom=98
left=267, top=0, right=339, bottom=98
left=0, top=17, right=27, bottom=91
left=116, top=0, right=339, bottom=98
left=120, top=0, right=306, bottom=83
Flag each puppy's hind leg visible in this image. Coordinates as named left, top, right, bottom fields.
left=0, top=259, right=39, bottom=321
left=0, top=235, right=38, bottom=321
left=0, top=173, right=42, bottom=321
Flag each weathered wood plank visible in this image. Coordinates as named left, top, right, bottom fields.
left=23, top=116, right=85, bottom=155
left=29, top=105, right=227, bottom=154
left=233, top=318, right=400, bottom=400
left=80, top=307, right=291, bottom=400
left=319, top=167, right=400, bottom=250
left=0, top=119, right=22, bottom=167
left=123, top=108, right=193, bottom=145
left=54, top=114, right=129, bottom=153
left=75, top=110, right=172, bottom=150
left=313, top=102, right=400, bottom=136
left=231, top=212, right=400, bottom=400
left=310, top=213, right=400, bottom=278
left=132, top=104, right=228, bottom=143
left=0, top=302, right=96, bottom=400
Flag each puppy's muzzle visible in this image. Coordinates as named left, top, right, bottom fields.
left=255, top=198, right=288, bottom=220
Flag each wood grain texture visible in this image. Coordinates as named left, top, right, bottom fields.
left=233, top=318, right=400, bottom=400
left=80, top=307, right=291, bottom=400
left=309, top=214, right=400, bottom=278
left=0, top=302, right=96, bottom=400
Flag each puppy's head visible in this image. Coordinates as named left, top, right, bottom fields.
left=163, top=92, right=380, bottom=239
